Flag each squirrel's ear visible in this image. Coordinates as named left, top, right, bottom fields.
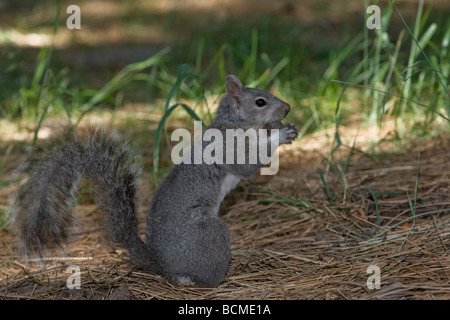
left=226, top=75, right=243, bottom=104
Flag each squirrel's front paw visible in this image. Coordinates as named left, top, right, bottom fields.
left=279, top=123, right=298, bottom=144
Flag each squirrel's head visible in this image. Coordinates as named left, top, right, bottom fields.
left=222, top=74, right=290, bottom=127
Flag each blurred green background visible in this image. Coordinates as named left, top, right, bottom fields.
left=0, top=0, right=448, bottom=157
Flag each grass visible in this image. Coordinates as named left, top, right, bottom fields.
left=1, top=2, right=448, bottom=130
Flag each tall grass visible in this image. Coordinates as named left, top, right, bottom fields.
left=3, top=2, right=448, bottom=128
left=332, top=1, right=448, bottom=129
left=314, top=0, right=448, bottom=235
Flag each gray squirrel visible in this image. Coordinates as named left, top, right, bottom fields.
left=9, top=74, right=298, bottom=287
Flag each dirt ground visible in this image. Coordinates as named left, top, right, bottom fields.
left=0, top=122, right=448, bottom=300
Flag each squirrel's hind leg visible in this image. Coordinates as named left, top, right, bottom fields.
left=157, top=216, right=231, bottom=288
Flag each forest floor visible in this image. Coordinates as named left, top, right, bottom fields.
left=0, top=116, right=448, bottom=300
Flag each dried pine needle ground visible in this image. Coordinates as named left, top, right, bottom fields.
left=0, top=134, right=449, bottom=300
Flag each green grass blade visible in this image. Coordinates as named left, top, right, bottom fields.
left=164, top=64, right=193, bottom=112
left=318, top=168, right=334, bottom=203
left=330, top=79, right=449, bottom=122
left=412, top=138, right=421, bottom=224
left=32, top=1, right=62, bottom=144
left=362, top=184, right=380, bottom=229
left=76, top=48, right=170, bottom=125
left=152, top=103, right=202, bottom=183
left=392, top=0, right=449, bottom=102
left=415, top=23, right=437, bottom=59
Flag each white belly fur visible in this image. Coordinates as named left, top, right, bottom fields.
left=217, top=173, right=241, bottom=209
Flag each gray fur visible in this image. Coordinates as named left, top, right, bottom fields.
left=9, top=75, right=297, bottom=287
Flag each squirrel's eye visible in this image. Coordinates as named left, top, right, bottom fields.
left=255, top=98, right=266, bottom=107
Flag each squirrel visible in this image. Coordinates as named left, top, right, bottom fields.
left=9, top=74, right=298, bottom=287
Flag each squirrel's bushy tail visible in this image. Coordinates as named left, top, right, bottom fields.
left=9, top=127, right=158, bottom=272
